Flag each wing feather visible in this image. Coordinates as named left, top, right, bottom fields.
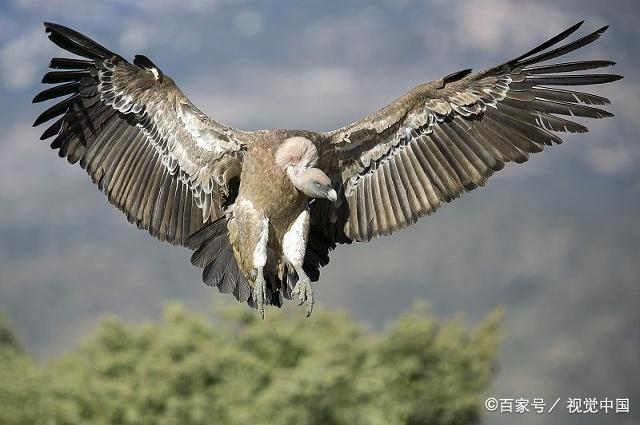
left=396, top=149, right=424, bottom=216
left=316, top=22, right=621, bottom=242
left=388, top=159, right=412, bottom=224
left=33, top=22, right=250, bottom=246
left=363, top=178, right=377, bottom=237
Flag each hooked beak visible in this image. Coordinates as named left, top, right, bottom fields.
left=327, top=188, right=337, bottom=202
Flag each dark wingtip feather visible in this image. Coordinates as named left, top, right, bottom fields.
left=39, top=116, right=64, bottom=139
left=42, top=22, right=115, bottom=60
left=589, top=25, right=609, bottom=42
left=524, top=74, right=624, bottom=86
left=48, top=57, right=92, bottom=70
left=559, top=20, right=586, bottom=37
left=33, top=113, right=50, bottom=127
left=564, top=20, right=586, bottom=35
left=33, top=81, right=79, bottom=103
left=43, top=22, right=80, bottom=37
left=516, top=24, right=614, bottom=70
left=596, top=60, right=616, bottom=67
left=33, top=94, right=78, bottom=127
left=509, top=21, right=585, bottom=65
left=41, top=70, right=89, bottom=84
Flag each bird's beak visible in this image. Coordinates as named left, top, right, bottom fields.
left=327, top=188, right=337, bottom=202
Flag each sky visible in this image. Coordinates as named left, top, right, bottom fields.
left=0, top=1, right=639, bottom=424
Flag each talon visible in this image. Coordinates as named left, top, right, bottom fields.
left=292, top=282, right=304, bottom=305
left=293, top=277, right=314, bottom=317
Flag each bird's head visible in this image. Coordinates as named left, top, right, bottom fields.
left=276, top=137, right=337, bottom=202
left=294, top=167, right=337, bottom=202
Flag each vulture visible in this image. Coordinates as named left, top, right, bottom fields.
left=33, top=22, right=622, bottom=317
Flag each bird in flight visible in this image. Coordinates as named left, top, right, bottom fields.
left=33, top=22, right=621, bottom=317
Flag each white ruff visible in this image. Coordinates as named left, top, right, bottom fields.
left=283, top=209, right=309, bottom=266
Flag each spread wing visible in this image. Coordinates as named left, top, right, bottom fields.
left=315, top=22, right=622, bottom=243
left=33, top=23, right=249, bottom=246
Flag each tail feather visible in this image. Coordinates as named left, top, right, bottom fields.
left=187, top=218, right=255, bottom=306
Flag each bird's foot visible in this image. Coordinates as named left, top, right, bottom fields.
left=292, top=277, right=314, bottom=317
left=252, top=273, right=267, bottom=319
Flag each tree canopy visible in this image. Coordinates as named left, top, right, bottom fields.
left=0, top=303, right=501, bottom=425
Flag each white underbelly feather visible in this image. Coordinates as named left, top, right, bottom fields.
left=282, top=209, right=310, bottom=266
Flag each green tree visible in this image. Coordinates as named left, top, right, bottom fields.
left=0, top=303, right=501, bottom=425
left=0, top=313, right=52, bottom=425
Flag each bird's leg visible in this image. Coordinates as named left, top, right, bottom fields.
left=251, top=217, right=269, bottom=319
left=283, top=209, right=314, bottom=317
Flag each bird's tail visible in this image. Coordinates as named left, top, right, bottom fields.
left=187, top=218, right=291, bottom=309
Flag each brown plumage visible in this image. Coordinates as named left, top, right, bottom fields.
left=32, top=21, right=622, bottom=316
